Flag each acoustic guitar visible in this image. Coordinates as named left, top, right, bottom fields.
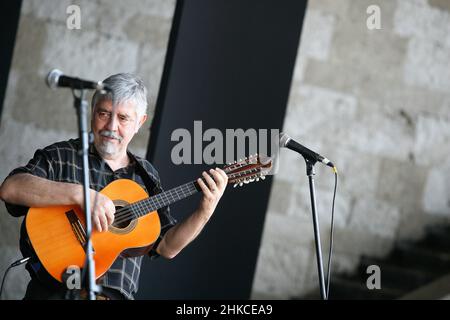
left=25, top=154, right=272, bottom=283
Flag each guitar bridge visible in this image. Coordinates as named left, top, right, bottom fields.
left=65, top=210, right=87, bottom=251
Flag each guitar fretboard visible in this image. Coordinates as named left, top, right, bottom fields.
left=130, top=181, right=200, bottom=218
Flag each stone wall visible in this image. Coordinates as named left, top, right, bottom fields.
left=252, top=0, right=450, bottom=299
left=0, top=0, right=174, bottom=299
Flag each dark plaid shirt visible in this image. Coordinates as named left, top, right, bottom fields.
left=4, top=138, right=177, bottom=300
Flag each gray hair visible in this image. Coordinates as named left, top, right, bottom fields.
left=91, top=73, right=148, bottom=119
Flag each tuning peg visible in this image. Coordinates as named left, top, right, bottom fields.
left=244, top=179, right=249, bottom=184
left=249, top=178, right=255, bottom=182
left=256, top=177, right=259, bottom=182
left=261, top=175, right=266, bottom=180
left=233, top=183, right=238, bottom=188
left=239, top=182, right=243, bottom=187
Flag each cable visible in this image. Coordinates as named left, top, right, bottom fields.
left=325, top=167, right=338, bottom=299
left=0, top=257, right=30, bottom=299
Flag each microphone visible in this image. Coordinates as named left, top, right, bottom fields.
left=46, top=69, right=110, bottom=91
left=279, top=132, right=334, bottom=168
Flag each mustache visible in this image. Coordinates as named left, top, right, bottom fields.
left=100, top=130, right=123, bottom=142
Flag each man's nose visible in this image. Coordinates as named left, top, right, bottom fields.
left=106, top=116, right=118, bottom=131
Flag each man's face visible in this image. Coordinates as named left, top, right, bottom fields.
left=92, top=98, right=147, bottom=159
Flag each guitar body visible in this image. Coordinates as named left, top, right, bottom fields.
left=25, top=179, right=161, bottom=283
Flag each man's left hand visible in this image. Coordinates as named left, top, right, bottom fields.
left=196, top=168, right=228, bottom=219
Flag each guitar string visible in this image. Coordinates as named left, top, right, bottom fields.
left=113, top=182, right=198, bottom=225
left=113, top=177, right=199, bottom=221
left=111, top=169, right=246, bottom=223
left=112, top=169, right=258, bottom=225
left=112, top=182, right=195, bottom=221
left=112, top=182, right=197, bottom=225
left=111, top=166, right=260, bottom=225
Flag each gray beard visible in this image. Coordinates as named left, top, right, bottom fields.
left=96, top=141, right=118, bottom=158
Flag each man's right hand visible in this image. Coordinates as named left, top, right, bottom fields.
left=78, top=189, right=115, bottom=232
left=0, top=174, right=116, bottom=230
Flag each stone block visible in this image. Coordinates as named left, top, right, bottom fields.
left=394, top=0, right=450, bottom=47
left=429, top=0, right=450, bottom=12
left=303, top=58, right=365, bottom=96
left=298, top=9, right=336, bottom=62
left=8, top=16, right=46, bottom=74
left=328, top=252, right=360, bottom=276
left=360, top=80, right=450, bottom=119
left=413, top=115, right=450, bottom=166
left=341, top=0, right=398, bottom=32
left=403, top=37, right=450, bottom=93
left=0, top=208, right=22, bottom=247
left=328, top=106, right=415, bottom=162
left=422, top=163, right=450, bottom=217
left=306, top=0, right=351, bottom=16
left=284, top=84, right=357, bottom=140
left=252, top=238, right=312, bottom=299
left=333, top=227, right=395, bottom=258
left=138, top=43, right=168, bottom=108
left=97, top=0, right=175, bottom=39
left=39, top=23, right=139, bottom=81
left=376, top=158, right=428, bottom=215
left=292, top=183, right=352, bottom=231
left=125, top=13, right=172, bottom=49
left=260, top=211, right=315, bottom=246
left=308, top=142, right=382, bottom=201
left=9, top=71, right=78, bottom=132
left=348, top=196, right=401, bottom=239
left=21, top=0, right=99, bottom=30
left=332, top=1, right=406, bottom=70
left=0, top=118, right=74, bottom=180
left=128, top=124, right=151, bottom=153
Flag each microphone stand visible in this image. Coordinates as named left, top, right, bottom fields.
left=304, top=158, right=327, bottom=300
left=73, top=89, right=101, bottom=300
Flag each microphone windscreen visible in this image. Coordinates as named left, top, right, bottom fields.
left=279, top=132, right=291, bottom=148
left=46, top=69, right=63, bottom=89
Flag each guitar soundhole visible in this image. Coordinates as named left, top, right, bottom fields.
left=113, top=205, right=132, bottom=229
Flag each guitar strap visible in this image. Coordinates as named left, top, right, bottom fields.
left=132, top=156, right=162, bottom=196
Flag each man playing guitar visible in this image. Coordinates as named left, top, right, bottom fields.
left=0, top=73, right=228, bottom=300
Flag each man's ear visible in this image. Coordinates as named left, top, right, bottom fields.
left=135, top=114, right=148, bottom=133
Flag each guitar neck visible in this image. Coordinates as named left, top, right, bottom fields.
left=131, top=181, right=201, bottom=217
left=128, top=153, right=272, bottom=218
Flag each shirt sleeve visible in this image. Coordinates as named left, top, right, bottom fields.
left=146, top=170, right=177, bottom=259
left=2, top=148, right=55, bottom=217
left=148, top=200, right=178, bottom=260
left=134, top=158, right=178, bottom=259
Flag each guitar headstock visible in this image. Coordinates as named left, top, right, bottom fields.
left=222, top=154, right=273, bottom=188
